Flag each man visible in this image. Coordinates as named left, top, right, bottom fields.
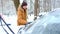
left=17, top=1, right=27, bottom=26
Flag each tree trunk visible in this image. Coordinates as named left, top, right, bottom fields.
left=13, top=0, right=20, bottom=11
left=43, top=0, right=51, bottom=12
left=34, top=0, right=38, bottom=20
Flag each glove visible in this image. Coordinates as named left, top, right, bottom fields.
left=27, top=22, right=32, bottom=24
left=25, top=22, right=32, bottom=27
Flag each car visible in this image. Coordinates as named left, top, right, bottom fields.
left=18, top=8, right=60, bottom=34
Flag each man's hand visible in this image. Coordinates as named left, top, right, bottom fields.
left=27, top=22, right=32, bottom=24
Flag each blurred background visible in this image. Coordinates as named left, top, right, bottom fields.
left=0, top=0, right=60, bottom=19
left=0, top=0, right=60, bottom=34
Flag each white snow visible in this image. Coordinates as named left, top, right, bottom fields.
left=27, top=14, right=34, bottom=22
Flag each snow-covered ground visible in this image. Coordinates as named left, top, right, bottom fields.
left=0, top=15, right=18, bottom=34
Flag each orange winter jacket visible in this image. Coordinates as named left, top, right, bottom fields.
left=17, top=5, right=27, bottom=26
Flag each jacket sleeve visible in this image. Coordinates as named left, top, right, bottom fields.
left=17, top=7, right=27, bottom=25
